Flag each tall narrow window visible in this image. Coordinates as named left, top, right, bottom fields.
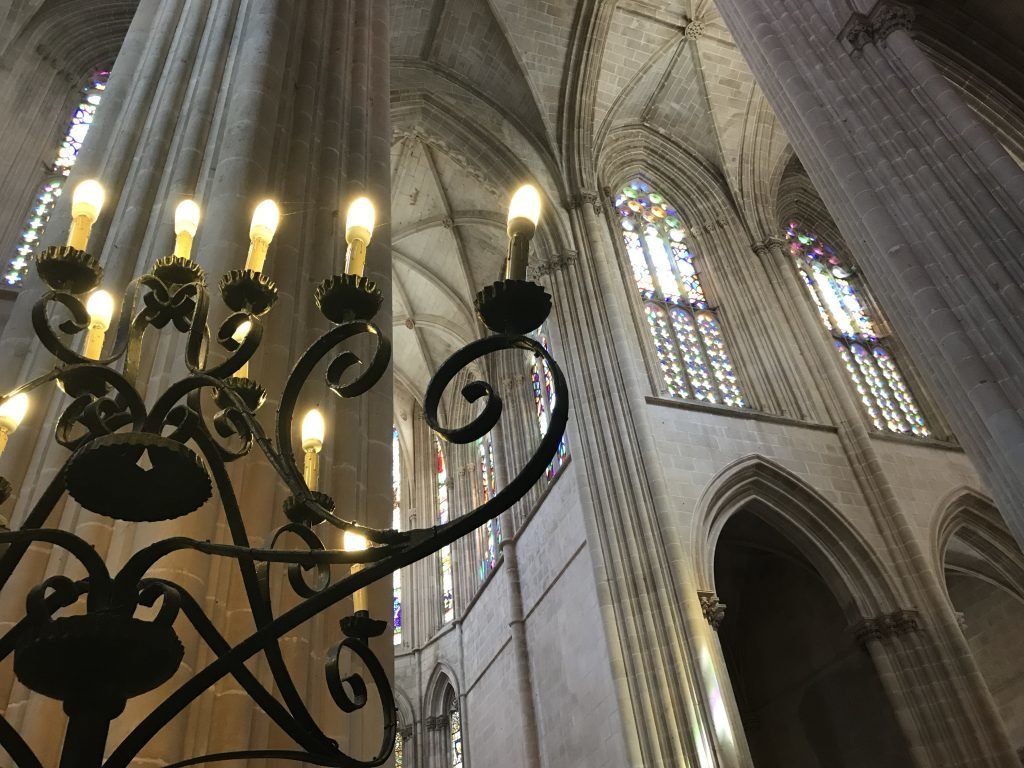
left=392, top=426, right=402, bottom=645
left=395, top=730, right=404, bottom=768
left=785, top=221, right=929, bottom=437
left=436, top=437, right=455, bottom=624
left=5, top=72, right=108, bottom=286
left=449, top=698, right=464, bottom=768
left=477, top=437, right=499, bottom=581
left=614, top=180, right=744, bottom=407
left=530, top=329, right=568, bottom=479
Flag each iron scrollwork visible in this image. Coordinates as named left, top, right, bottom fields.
left=0, top=247, right=569, bottom=768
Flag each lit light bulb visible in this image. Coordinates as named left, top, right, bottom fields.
left=174, top=200, right=201, bottom=260
left=244, top=199, right=280, bottom=272
left=231, top=320, right=252, bottom=345
left=82, top=289, right=114, bottom=360
left=301, top=408, right=326, bottom=491
left=344, top=196, right=375, bottom=277
left=174, top=200, right=201, bottom=237
left=505, top=184, right=541, bottom=281
left=343, top=531, right=369, bottom=551
left=67, top=179, right=106, bottom=250
left=508, top=184, right=541, bottom=227
left=86, top=290, right=115, bottom=332
left=301, top=408, right=326, bottom=452
left=0, top=394, right=29, bottom=434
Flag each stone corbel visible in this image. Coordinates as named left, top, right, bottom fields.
left=698, top=591, right=726, bottom=630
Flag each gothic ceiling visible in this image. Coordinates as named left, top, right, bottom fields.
left=389, top=0, right=792, bottom=405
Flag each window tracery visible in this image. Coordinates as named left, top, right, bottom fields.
left=477, top=437, right=499, bottom=581
left=613, top=180, right=744, bottom=406
left=530, top=329, right=568, bottom=479
left=785, top=221, right=929, bottom=437
left=5, top=72, right=108, bottom=286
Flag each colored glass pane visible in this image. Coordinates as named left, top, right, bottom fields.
left=392, top=426, right=402, bottom=645
left=6, top=72, right=108, bottom=286
left=478, top=437, right=500, bottom=581
left=530, top=330, right=569, bottom=480
left=615, top=180, right=743, bottom=406
left=450, top=707, right=463, bottom=768
left=788, top=221, right=929, bottom=437
left=395, top=732, right=403, bottom=767
left=436, top=437, right=454, bottom=623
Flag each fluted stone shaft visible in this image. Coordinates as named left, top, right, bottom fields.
left=714, top=0, right=1024, bottom=543
left=0, top=0, right=393, bottom=765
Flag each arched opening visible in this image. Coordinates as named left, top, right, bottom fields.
left=715, top=509, right=912, bottom=767
left=941, top=508, right=1024, bottom=753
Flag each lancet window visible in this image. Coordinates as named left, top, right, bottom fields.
left=449, top=698, right=463, bottom=768
left=436, top=437, right=455, bottom=623
left=785, top=221, right=929, bottom=437
left=530, top=329, right=568, bottom=479
left=613, top=180, right=744, bottom=407
left=477, top=437, right=499, bottom=581
left=392, top=426, right=402, bottom=645
left=5, top=72, right=108, bottom=286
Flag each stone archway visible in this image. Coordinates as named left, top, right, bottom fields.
left=714, top=509, right=914, bottom=768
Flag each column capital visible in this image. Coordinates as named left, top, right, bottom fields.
left=566, top=190, right=603, bottom=215
left=852, top=608, right=921, bottom=647
left=528, top=250, right=578, bottom=279
left=751, top=242, right=770, bottom=258
left=425, top=715, right=447, bottom=732
left=763, top=236, right=787, bottom=250
left=840, top=2, right=914, bottom=52
left=697, top=591, right=726, bottom=630
left=399, top=724, right=414, bottom=741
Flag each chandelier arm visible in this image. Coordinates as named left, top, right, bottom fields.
left=0, top=579, right=89, bottom=663
left=0, top=471, right=70, bottom=590
left=182, top=283, right=211, bottom=373
left=0, top=529, right=111, bottom=597
left=53, top=363, right=149, bottom=451
left=192, top=424, right=329, bottom=740
left=0, top=712, right=43, bottom=768
left=0, top=367, right=63, bottom=405
left=141, top=579, right=336, bottom=756
left=203, top=313, right=263, bottom=380
left=274, top=321, right=391, bottom=511
left=161, top=749, right=373, bottom=768
left=102, top=340, right=568, bottom=768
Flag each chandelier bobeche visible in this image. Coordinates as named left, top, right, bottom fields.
left=0, top=177, right=568, bottom=768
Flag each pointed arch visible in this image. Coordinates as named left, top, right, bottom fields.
left=694, top=455, right=899, bottom=619
left=423, top=662, right=461, bottom=718
left=933, top=487, right=1024, bottom=604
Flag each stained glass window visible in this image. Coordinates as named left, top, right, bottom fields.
left=392, top=426, right=402, bottom=645
left=5, top=72, right=108, bottom=286
left=614, top=180, right=744, bottom=407
left=450, top=702, right=463, bottom=768
left=530, top=329, right=569, bottom=479
left=436, top=437, right=455, bottom=624
left=395, top=731, right=404, bottom=767
left=477, top=437, right=499, bottom=581
left=785, top=221, right=929, bottom=437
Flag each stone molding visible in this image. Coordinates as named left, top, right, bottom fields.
left=528, top=250, right=578, bottom=279
left=399, top=725, right=414, bottom=741
left=840, top=2, right=914, bottom=52
left=852, top=609, right=921, bottom=646
left=697, top=591, right=726, bottom=630
left=955, top=611, right=967, bottom=633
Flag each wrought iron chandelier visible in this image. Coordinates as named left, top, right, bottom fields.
left=0, top=179, right=568, bottom=768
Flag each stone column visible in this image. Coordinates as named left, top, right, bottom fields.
left=0, top=0, right=394, bottom=765
left=715, top=0, right=1024, bottom=540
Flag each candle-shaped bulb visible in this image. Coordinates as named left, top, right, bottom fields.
left=86, top=290, right=115, bottom=332
left=244, top=199, right=280, bottom=272
left=301, top=408, right=325, bottom=452
left=82, top=289, right=114, bottom=360
left=507, top=184, right=541, bottom=228
left=343, top=531, right=369, bottom=551
left=67, top=179, right=105, bottom=251
left=345, top=197, right=375, bottom=246
left=505, top=184, right=541, bottom=281
left=344, top=196, right=375, bottom=276
left=174, top=200, right=201, bottom=259
left=0, top=394, right=29, bottom=434
left=231, top=320, right=252, bottom=345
